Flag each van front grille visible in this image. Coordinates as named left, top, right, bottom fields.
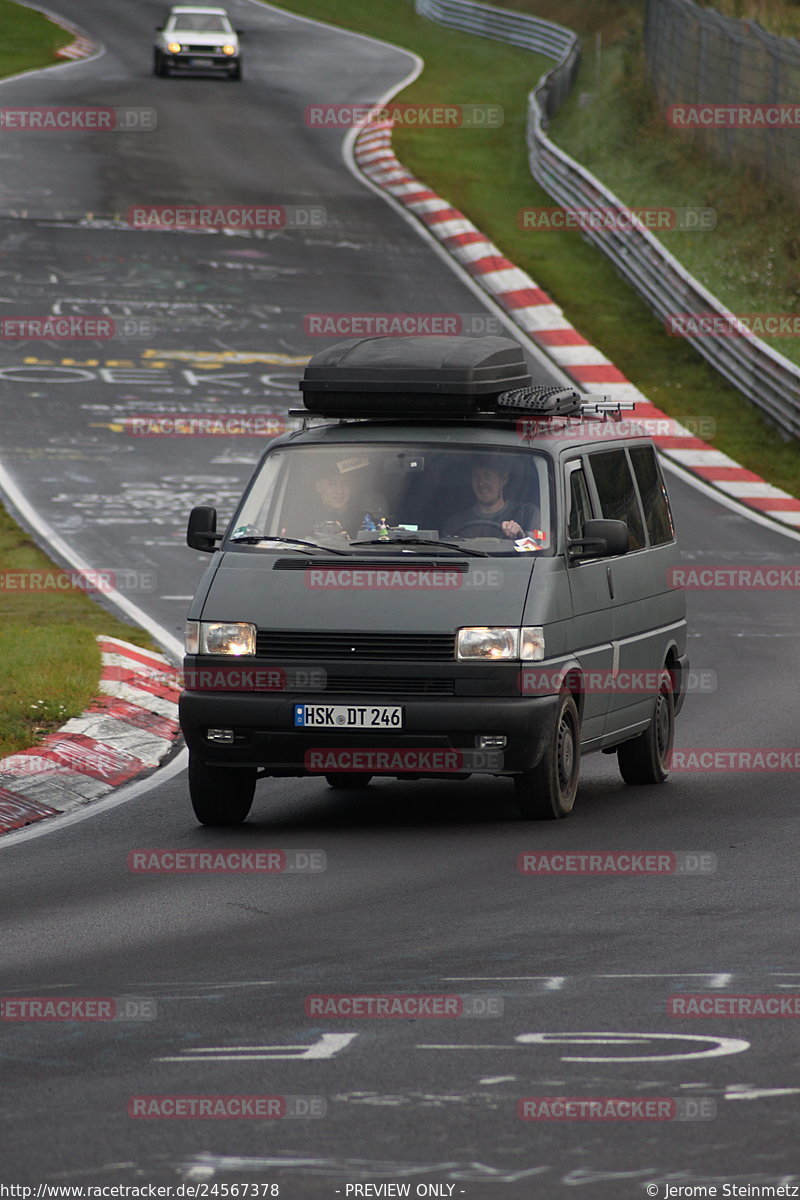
left=324, top=676, right=454, bottom=696
left=256, top=631, right=455, bottom=661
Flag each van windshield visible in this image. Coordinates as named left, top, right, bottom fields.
left=230, top=443, right=554, bottom=556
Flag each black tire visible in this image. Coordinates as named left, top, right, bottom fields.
left=155, top=51, right=169, bottom=77
left=515, top=691, right=580, bottom=819
left=325, top=773, right=372, bottom=789
left=617, top=669, right=675, bottom=785
left=229, top=62, right=242, bottom=80
left=189, top=756, right=256, bottom=826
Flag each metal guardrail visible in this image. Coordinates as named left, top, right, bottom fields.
left=416, top=0, right=575, bottom=60
left=414, top=0, right=800, bottom=439
left=415, top=0, right=580, bottom=118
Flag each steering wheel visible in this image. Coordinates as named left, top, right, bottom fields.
left=451, top=517, right=507, bottom=538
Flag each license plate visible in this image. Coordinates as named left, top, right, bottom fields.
left=294, top=703, right=403, bottom=730
left=190, top=57, right=215, bottom=66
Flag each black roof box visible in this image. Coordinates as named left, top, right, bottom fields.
left=300, top=335, right=532, bottom=417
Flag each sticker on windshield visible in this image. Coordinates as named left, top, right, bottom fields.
left=515, top=531, right=546, bottom=552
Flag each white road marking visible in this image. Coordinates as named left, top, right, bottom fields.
left=420, top=1031, right=749, bottom=1062
left=516, top=1032, right=750, bottom=1062
left=598, top=973, right=734, bottom=987
left=725, top=1086, right=800, bottom=1101
left=157, top=1033, right=357, bottom=1062
left=179, top=1150, right=549, bottom=1182
left=130, top=981, right=278, bottom=990
left=442, top=977, right=565, bottom=987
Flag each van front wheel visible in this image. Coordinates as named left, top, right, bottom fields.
left=617, top=670, right=674, bottom=785
left=515, top=692, right=580, bottom=819
left=189, top=756, right=256, bottom=825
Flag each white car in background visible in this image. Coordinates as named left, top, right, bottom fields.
left=154, top=6, right=242, bottom=80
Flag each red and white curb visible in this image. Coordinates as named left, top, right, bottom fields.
left=354, top=120, right=800, bottom=530
left=15, top=2, right=100, bottom=63
left=55, top=36, right=95, bottom=60
left=0, top=636, right=180, bottom=835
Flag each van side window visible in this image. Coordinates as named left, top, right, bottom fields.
left=567, top=465, right=592, bottom=540
left=630, top=445, right=675, bottom=546
left=588, top=449, right=646, bottom=550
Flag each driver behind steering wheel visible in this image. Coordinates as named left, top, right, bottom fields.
left=444, top=461, right=537, bottom=540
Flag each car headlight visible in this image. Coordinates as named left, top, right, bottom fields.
left=167, top=41, right=182, bottom=53
left=222, top=43, right=236, bottom=55
left=192, top=621, right=256, bottom=656
left=456, top=626, right=545, bottom=661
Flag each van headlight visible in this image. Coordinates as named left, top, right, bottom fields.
left=456, top=626, right=545, bottom=661
left=187, top=621, right=256, bottom=656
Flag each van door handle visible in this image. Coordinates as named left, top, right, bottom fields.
left=606, top=566, right=615, bottom=599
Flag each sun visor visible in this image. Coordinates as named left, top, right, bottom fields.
left=299, top=335, right=532, bottom=417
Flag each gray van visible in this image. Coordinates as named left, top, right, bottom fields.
left=180, top=336, right=688, bottom=824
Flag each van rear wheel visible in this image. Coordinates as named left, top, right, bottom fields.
left=189, top=756, right=256, bottom=825
left=515, top=692, right=580, bottom=819
left=617, top=669, right=674, bottom=785
left=325, top=773, right=371, bottom=789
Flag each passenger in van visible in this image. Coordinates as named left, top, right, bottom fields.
left=310, top=460, right=388, bottom=538
left=444, top=462, right=538, bottom=539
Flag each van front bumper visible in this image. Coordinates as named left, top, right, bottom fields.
left=179, top=691, right=562, bottom=777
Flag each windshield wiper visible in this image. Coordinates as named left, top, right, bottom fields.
left=354, top=536, right=491, bottom=558
left=229, top=535, right=351, bottom=557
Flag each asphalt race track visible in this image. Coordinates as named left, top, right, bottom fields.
left=0, top=2, right=799, bottom=1196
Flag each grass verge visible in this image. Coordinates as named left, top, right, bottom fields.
left=0, top=0, right=75, bottom=78
left=269, top=0, right=800, bottom=498
left=0, top=501, right=157, bottom=759
left=548, top=11, right=800, bottom=366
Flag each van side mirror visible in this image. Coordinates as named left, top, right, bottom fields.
left=568, top=518, right=629, bottom=561
left=187, top=506, right=222, bottom=552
